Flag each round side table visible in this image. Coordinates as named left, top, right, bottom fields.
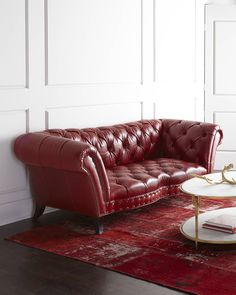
left=180, top=171, right=236, bottom=249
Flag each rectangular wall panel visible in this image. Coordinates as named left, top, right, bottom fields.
left=154, top=84, right=196, bottom=120
left=155, top=0, right=195, bottom=83
left=46, top=0, right=142, bottom=85
left=0, top=0, right=27, bottom=88
left=45, top=102, right=142, bottom=129
left=141, top=101, right=156, bottom=119
left=0, top=110, right=28, bottom=193
left=214, top=112, right=236, bottom=150
left=154, top=0, right=197, bottom=121
left=214, top=151, right=236, bottom=171
left=214, top=21, right=236, bottom=95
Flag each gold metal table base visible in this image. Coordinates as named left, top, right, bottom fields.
left=192, top=195, right=200, bottom=249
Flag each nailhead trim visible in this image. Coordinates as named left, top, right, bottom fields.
left=105, top=184, right=180, bottom=213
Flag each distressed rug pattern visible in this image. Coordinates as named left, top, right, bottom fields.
left=7, top=194, right=236, bottom=295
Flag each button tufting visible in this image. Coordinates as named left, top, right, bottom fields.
left=38, top=119, right=222, bottom=215
left=15, top=117, right=223, bottom=222
left=107, top=158, right=207, bottom=200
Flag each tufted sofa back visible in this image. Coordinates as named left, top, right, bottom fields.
left=159, top=119, right=223, bottom=172
left=44, top=120, right=162, bottom=168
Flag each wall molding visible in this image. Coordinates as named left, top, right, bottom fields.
left=0, top=0, right=29, bottom=90
left=0, top=109, right=29, bottom=195
left=25, top=0, right=29, bottom=88
left=44, top=0, right=49, bottom=86
left=44, top=0, right=143, bottom=86
left=153, top=0, right=156, bottom=82
left=0, top=192, right=30, bottom=206
left=213, top=20, right=236, bottom=96
left=45, top=101, right=143, bottom=129
left=213, top=111, right=236, bottom=151
left=140, top=0, right=144, bottom=85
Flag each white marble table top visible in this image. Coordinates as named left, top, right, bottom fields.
left=181, top=171, right=236, bottom=198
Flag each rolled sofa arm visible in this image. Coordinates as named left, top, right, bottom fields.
left=160, top=119, right=223, bottom=173
left=14, top=132, right=110, bottom=217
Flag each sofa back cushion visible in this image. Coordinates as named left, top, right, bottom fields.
left=159, top=119, right=222, bottom=171
left=44, top=120, right=162, bottom=168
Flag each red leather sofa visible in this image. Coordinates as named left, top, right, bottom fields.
left=14, top=119, right=223, bottom=233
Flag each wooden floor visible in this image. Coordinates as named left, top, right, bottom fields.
left=0, top=211, right=185, bottom=295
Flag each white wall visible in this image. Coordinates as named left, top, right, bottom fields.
left=0, top=0, right=204, bottom=225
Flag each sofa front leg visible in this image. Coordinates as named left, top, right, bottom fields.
left=93, top=218, right=103, bottom=234
left=33, top=204, right=46, bottom=220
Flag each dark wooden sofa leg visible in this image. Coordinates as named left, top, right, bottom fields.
left=94, top=218, right=103, bottom=234
left=33, top=204, right=46, bottom=220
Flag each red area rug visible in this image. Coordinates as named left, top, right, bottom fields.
left=7, top=194, right=236, bottom=295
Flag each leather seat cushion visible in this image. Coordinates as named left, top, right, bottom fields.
left=106, top=158, right=206, bottom=201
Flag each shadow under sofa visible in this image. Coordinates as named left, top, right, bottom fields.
left=14, top=119, right=223, bottom=234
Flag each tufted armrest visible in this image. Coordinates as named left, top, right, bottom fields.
left=14, top=132, right=110, bottom=216
left=159, top=119, right=223, bottom=173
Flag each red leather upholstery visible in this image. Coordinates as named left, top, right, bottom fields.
left=14, top=119, right=223, bottom=219
left=158, top=119, right=223, bottom=172
left=43, top=120, right=162, bottom=168
left=106, top=158, right=206, bottom=213
left=15, top=133, right=109, bottom=216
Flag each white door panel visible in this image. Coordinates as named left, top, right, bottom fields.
left=205, top=5, right=236, bottom=169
